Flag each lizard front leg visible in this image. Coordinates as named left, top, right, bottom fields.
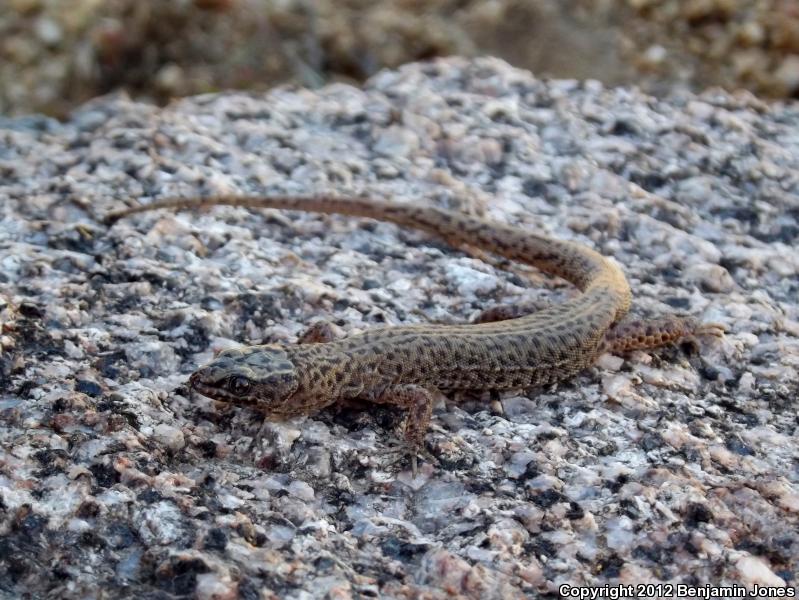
left=297, top=320, right=340, bottom=344
left=367, top=384, right=437, bottom=474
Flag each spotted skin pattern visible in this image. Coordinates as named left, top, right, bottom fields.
left=107, top=195, right=718, bottom=459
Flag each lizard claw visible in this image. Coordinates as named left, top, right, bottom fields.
left=382, top=440, right=437, bottom=476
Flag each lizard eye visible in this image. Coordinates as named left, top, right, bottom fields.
left=227, top=375, right=251, bottom=395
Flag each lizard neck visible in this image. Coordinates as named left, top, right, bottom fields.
left=285, top=343, right=386, bottom=405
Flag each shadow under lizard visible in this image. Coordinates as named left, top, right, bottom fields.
left=105, top=195, right=721, bottom=468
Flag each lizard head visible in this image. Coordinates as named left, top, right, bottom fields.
left=189, top=345, right=300, bottom=412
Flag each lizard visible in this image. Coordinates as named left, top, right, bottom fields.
left=105, top=195, right=722, bottom=469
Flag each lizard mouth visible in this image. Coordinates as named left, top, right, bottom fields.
left=187, top=370, right=256, bottom=404
left=187, top=371, right=284, bottom=413
left=189, top=381, right=260, bottom=406
left=188, top=371, right=221, bottom=401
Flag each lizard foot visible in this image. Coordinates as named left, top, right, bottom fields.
left=382, top=440, right=438, bottom=476
left=369, top=384, right=438, bottom=477
left=601, top=316, right=726, bottom=355
left=367, top=383, right=437, bottom=476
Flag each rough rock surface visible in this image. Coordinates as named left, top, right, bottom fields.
left=1, top=57, right=797, bottom=598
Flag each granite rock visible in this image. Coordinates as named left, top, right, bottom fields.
left=0, top=57, right=796, bottom=598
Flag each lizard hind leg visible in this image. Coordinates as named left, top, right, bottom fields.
left=600, top=316, right=725, bottom=355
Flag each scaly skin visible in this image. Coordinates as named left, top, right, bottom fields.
left=106, top=195, right=719, bottom=458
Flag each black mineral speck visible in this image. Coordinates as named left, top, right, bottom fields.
left=640, top=431, right=663, bottom=451
left=725, top=437, right=755, bottom=456
left=361, top=278, right=381, bottom=290
left=78, top=530, right=107, bottom=549
left=76, top=500, right=101, bottom=519
left=522, top=178, right=548, bottom=199
left=75, top=378, right=102, bottom=397
left=608, top=118, right=639, bottom=137
left=33, top=449, right=68, bottom=477
left=518, top=461, right=539, bottom=482
left=93, top=350, right=128, bottom=379
left=203, top=528, right=228, bottom=552
left=628, top=170, right=667, bottom=192
left=14, top=318, right=62, bottom=358
left=137, top=489, right=164, bottom=504
left=238, top=577, right=264, bottom=600
left=312, top=556, right=336, bottom=572
left=19, top=512, right=47, bottom=538
left=89, top=462, right=120, bottom=488
left=596, top=553, right=624, bottom=578
left=104, top=522, right=138, bottom=550
left=607, top=474, right=629, bottom=493
left=664, top=296, right=691, bottom=309
left=154, top=555, right=210, bottom=596
left=529, top=488, right=566, bottom=509
left=684, top=503, right=713, bottom=527
left=698, top=364, right=721, bottom=381
left=19, top=302, right=44, bottom=318
left=381, top=537, right=427, bottom=560
left=776, top=570, right=794, bottom=584
left=14, top=379, right=37, bottom=398
left=196, top=440, right=217, bottom=459
left=524, top=537, right=557, bottom=558
left=619, top=497, right=641, bottom=520
left=633, top=544, right=664, bottom=563
left=333, top=298, right=351, bottom=312
left=566, top=501, right=585, bottom=520
left=597, top=440, right=619, bottom=456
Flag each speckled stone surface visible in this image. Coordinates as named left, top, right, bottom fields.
left=1, top=57, right=797, bottom=598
